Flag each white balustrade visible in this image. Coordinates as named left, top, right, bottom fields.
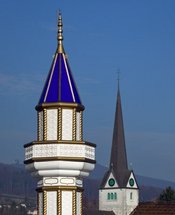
left=25, top=143, right=95, bottom=161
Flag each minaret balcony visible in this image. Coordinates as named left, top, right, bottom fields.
left=24, top=141, right=96, bottom=178
left=24, top=141, right=95, bottom=161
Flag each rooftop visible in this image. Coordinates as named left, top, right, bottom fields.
left=131, top=202, right=175, bottom=215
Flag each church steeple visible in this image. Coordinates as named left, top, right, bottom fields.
left=99, top=82, right=139, bottom=215
left=110, top=85, right=130, bottom=187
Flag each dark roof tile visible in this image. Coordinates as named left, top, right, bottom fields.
left=131, top=202, right=175, bottom=215
left=83, top=209, right=115, bottom=215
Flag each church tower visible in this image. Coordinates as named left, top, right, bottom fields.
left=24, top=14, right=96, bottom=215
left=99, top=85, right=139, bottom=215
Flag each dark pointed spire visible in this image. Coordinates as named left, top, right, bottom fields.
left=110, top=83, right=130, bottom=186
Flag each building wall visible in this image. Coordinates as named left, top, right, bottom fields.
left=125, top=189, right=139, bottom=214
left=99, top=188, right=139, bottom=215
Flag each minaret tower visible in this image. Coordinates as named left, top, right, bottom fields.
left=24, top=13, right=96, bottom=215
left=99, top=83, right=139, bottom=215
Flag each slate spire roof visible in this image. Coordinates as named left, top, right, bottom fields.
left=101, top=85, right=131, bottom=188
left=109, top=86, right=131, bottom=186
left=38, top=13, right=81, bottom=105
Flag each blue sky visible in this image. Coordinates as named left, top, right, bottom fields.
left=0, top=0, right=175, bottom=181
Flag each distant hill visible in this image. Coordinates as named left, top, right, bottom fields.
left=0, top=163, right=36, bottom=200
left=0, top=162, right=175, bottom=203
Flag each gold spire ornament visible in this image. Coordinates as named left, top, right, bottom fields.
left=57, top=12, right=64, bottom=53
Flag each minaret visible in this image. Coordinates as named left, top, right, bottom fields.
left=24, top=13, right=96, bottom=215
left=99, top=84, right=139, bottom=215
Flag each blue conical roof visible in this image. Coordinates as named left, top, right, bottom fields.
left=38, top=14, right=81, bottom=105
left=39, top=52, right=81, bottom=104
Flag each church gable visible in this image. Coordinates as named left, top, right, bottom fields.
left=126, top=171, right=138, bottom=189
left=104, top=172, right=118, bottom=189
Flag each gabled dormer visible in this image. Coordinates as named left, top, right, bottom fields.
left=100, top=168, right=119, bottom=189
left=126, top=171, right=138, bottom=189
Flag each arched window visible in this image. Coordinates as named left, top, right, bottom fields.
left=107, top=193, right=110, bottom=200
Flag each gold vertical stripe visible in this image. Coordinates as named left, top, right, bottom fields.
left=80, top=111, right=83, bottom=141
left=80, top=192, right=83, bottom=215
left=72, top=190, right=76, bottom=215
left=58, top=108, right=62, bottom=141
left=72, top=109, right=76, bottom=141
left=57, top=190, right=62, bottom=215
left=37, top=192, right=39, bottom=215
left=37, top=112, right=40, bottom=141
left=58, top=53, right=62, bottom=101
left=43, top=109, right=47, bottom=140
left=57, top=108, right=59, bottom=141
left=43, top=191, right=47, bottom=215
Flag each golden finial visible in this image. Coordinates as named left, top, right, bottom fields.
left=57, top=11, right=64, bottom=53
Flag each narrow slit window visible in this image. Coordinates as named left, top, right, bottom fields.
left=130, top=192, right=133, bottom=200
left=114, top=192, right=117, bottom=200
left=111, top=193, right=114, bottom=200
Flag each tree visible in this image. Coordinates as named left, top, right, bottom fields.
left=158, top=186, right=175, bottom=202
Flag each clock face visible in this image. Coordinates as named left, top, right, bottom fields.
left=129, top=178, right=135, bottom=187
left=108, top=178, right=115, bottom=187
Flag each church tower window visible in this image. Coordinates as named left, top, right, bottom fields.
left=107, top=192, right=117, bottom=200
left=130, top=192, right=133, bottom=200
left=114, top=192, right=117, bottom=200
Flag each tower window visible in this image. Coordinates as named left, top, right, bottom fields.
left=107, top=192, right=117, bottom=200
left=130, top=192, right=133, bottom=200
left=111, top=193, right=114, bottom=200
left=114, top=192, right=117, bottom=200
